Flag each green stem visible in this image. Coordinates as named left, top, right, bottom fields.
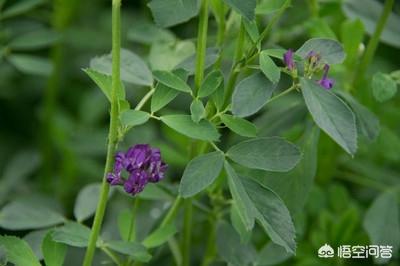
left=200, top=220, right=217, bottom=266
left=307, top=0, right=319, bottom=18
left=123, top=198, right=140, bottom=266
left=244, top=0, right=291, bottom=64
left=40, top=43, right=62, bottom=192
left=141, top=196, right=182, bottom=266
left=127, top=198, right=140, bottom=241
left=168, top=237, right=183, bottom=266
left=82, top=0, right=121, bottom=265
left=353, top=0, right=394, bottom=88
left=265, top=84, right=298, bottom=105
left=41, top=0, right=79, bottom=194
left=101, top=247, right=123, bottom=266
left=135, top=87, right=155, bottom=111
left=223, top=20, right=245, bottom=107
left=214, top=0, right=226, bottom=69
left=223, top=0, right=291, bottom=108
left=182, top=199, right=193, bottom=266
left=161, top=196, right=183, bottom=227
left=194, top=0, right=209, bottom=93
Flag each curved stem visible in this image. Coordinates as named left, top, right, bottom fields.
left=353, top=0, right=394, bottom=88
left=135, top=87, right=155, bottom=111
left=101, top=246, right=123, bottom=266
left=161, top=196, right=183, bottom=227
left=194, top=0, right=209, bottom=93
left=265, top=84, right=298, bottom=105
left=82, top=0, right=121, bottom=265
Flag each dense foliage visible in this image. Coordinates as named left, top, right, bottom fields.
left=0, top=0, right=399, bottom=266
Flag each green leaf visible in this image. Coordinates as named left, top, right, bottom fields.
left=296, top=38, right=345, bottom=64
left=256, top=0, right=286, bottom=15
left=42, top=232, right=67, bottom=266
left=90, top=48, right=153, bottom=86
left=120, top=110, right=150, bottom=127
left=0, top=236, right=41, bottom=266
left=391, top=70, right=400, bottom=83
left=73, top=183, right=101, bottom=222
left=0, top=151, right=40, bottom=205
left=142, top=223, right=177, bottom=248
left=0, top=199, right=65, bottom=230
left=51, top=222, right=91, bottom=248
left=337, top=92, right=380, bottom=141
left=225, top=161, right=255, bottom=231
left=83, top=68, right=125, bottom=102
left=149, top=40, right=195, bottom=71
left=242, top=177, right=296, bottom=253
left=198, top=70, right=224, bottom=98
left=223, top=0, right=256, bottom=20
left=117, top=209, right=134, bottom=242
left=341, top=19, right=364, bottom=66
left=153, top=70, right=192, bottom=93
left=160, top=115, right=220, bottom=141
left=8, top=55, right=52, bottom=76
left=216, top=222, right=257, bottom=266
left=363, top=191, right=400, bottom=264
left=148, top=0, right=200, bottom=28
left=255, top=242, right=292, bottom=266
left=220, top=114, right=257, bottom=138
left=179, top=151, right=224, bottom=198
left=243, top=19, right=259, bottom=45
left=232, top=73, right=277, bottom=118
left=190, top=99, right=205, bottom=123
left=211, top=79, right=225, bottom=111
left=372, top=72, right=397, bottom=102
left=105, top=241, right=151, bottom=262
left=262, top=48, right=302, bottom=61
left=9, top=29, right=59, bottom=51
left=343, top=0, right=400, bottom=48
left=0, top=0, right=44, bottom=19
left=227, top=137, right=302, bottom=172
left=301, top=78, right=357, bottom=155
left=178, top=47, right=219, bottom=75
left=259, top=52, right=280, bottom=84
left=258, top=127, right=320, bottom=214
left=151, top=69, right=187, bottom=113
left=127, top=20, right=175, bottom=45
left=23, top=230, right=47, bottom=261
left=230, top=203, right=252, bottom=243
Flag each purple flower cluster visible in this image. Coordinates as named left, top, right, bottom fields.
left=283, top=49, right=295, bottom=70
left=283, top=49, right=335, bottom=90
left=107, top=144, right=167, bottom=196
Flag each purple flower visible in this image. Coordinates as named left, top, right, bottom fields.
left=318, top=64, right=335, bottom=89
left=283, top=49, right=295, bottom=70
left=106, top=144, right=167, bottom=196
